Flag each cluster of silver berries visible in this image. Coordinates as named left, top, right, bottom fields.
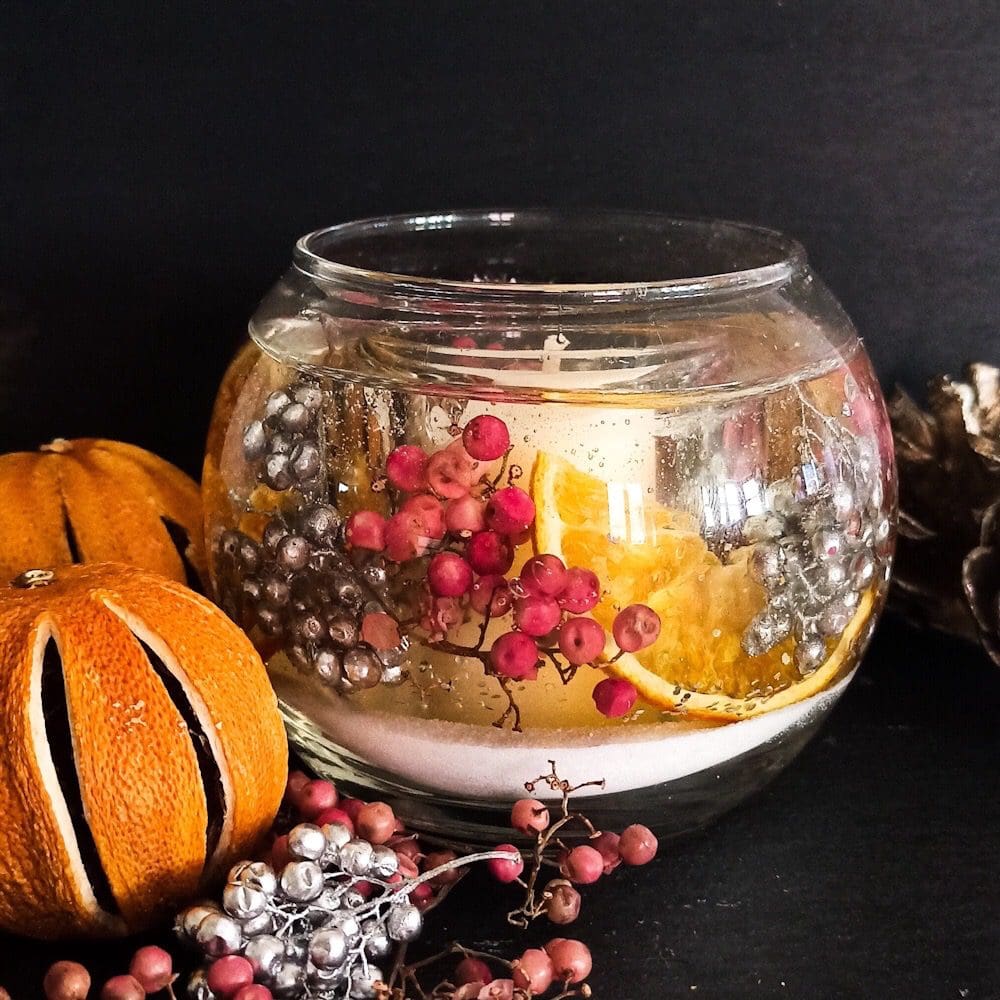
left=177, top=824, right=515, bottom=1000
left=243, top=382, right=324, bottom=493
left=741, top=465, right=889, bottom=675
left=214, top=505, right=407, bottom=692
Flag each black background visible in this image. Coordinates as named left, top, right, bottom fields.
left=1, top=3, right=999, bottom=998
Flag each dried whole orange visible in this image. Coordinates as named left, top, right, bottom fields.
left=0, top=562, right=287, bottom=938
left=0, top=438, right=206, bottom=587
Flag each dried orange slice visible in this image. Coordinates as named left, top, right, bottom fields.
left=530, top=451, right=871, bottom=721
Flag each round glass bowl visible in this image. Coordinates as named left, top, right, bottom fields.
left=203, top=210, right=896, bottom=846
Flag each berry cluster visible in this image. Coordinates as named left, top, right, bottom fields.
left=340, top=414, right=661, bottom=724
left=214, top=503, right=406, bottom=692
left=489, top=764, right=657, bottom=937
left=243, top=382, right=325, bottom=493
left=39, top=948, right=174, bottom=1000
left=177, top=773, right=518, bottom=1000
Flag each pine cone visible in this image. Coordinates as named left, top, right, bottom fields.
left=889, top=363, right=1000, bottom=663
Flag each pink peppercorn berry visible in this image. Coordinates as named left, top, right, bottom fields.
left=557, top=616, right=605, bottom=665
left=513, top=594, right=562, bottom=636
left=445, top=494, right=487, bottom=535
left=612, top=603, right=662, bottom=652
left=488, top=843, right=524, bottom=883
left=619, top=823, right=659, bottom=865
left=427, top=551, right=474, bottom=597
left=427, top=441, right=481, bottom=499
left=43, top=962, right=91, bottom=1000
left=356, top=801, right=396, bottom=845
left=592, top=677, right=638, bottom=718
left=207, top=955, right=254, bottom=998
left=462, top=414, right=510, bottom=461
left=339, top=797, right=367, bottom=823
left=455, top=956, right=493, bottom=986
left=489, top=631, right=539, bottom=681
left=386, top=444, right=429, bottom=492
left=510, top=797, right=550, bottom=835
left=544, top=879, right=582, bottom=924
left=470, top=574, right=512, bottom=617
left=560, top=844, right=604, bottom=885
left=467, top=531, right=514, bottom=575
left=233, top=987, right=273, bottom=1000
left=361, top=611, right=401, bottom=650
left=558, top=567, right=601, bottom=613
left=100, top=976, right=145, bottom=1000
left=512, top=948, right=555, bottom=995
left=297, top=779, right=338, bottom=819
left=129, top=945, right=174, bottom=992
left=313, top=806, right=354, bottom=835
left=486, top=487, right=536, bottom=535
left=544, top=938, right=593, bottom=984
left=519, top=554, right=568, bottom=597
left=590, top=830, right=622, bottom=875
left=345, top=509, right=387, bottom=551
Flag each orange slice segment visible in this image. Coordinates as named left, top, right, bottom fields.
left=530, top=451, right=871, bottom=721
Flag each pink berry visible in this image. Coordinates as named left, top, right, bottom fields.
left=619, top=824, right=658, bottom=865
left=486, top=487, right=535, bottom=535
left=462, top=414, right=510, bottom=461
left=513, top=594, right=562, bottom=636
left=361, top=611, right=401, bottom=650
left=313, top=806, right=355, bottom=834
left=129, top=945, right=173, bottom=992
left=356, top=801, right=396, bottom=845
left=512, top=949, right=555, bottom=995
left=390, top=836, right=423, bottom=862
left=100, top=976, right=145, bottom=1000
left=455, top=957, right=493, bottom=986
left=590, top=830, right=622, bottom=874
left=339, top=796, right=366, bottom=822
left=395, top=853, right=419, bottom=879
left=427, top=441, right=482, bottom=498
left=488, top=843, right=524, bottom=883
left=351, top=879, right=374, bottom=898
left=445, top=494, right=487, bottom=535
left=43, top=962, right=91, bottom=1000
left=557, top=617, right=605, bottom=665
left=384, top=511, right=423, bottom=561
left=410, top=881, right=435, bottom=910
left=270, top=833, right=291, bottom=869
left=298, top=779, right=338, bottom=819
left=560, top=844, right=604, bottom=884
left=452, top=335, right=477, bottom=349
left=544, top=938, right=592, bottom=984
left=489, top=631, right=539, bottom=680
left=233, top=988, right=272, bottom=1000
left=592, top=677, right=638, bottom=718
left=558, top=567, right=600, bottom=613
left=613, top=603, right=662, bottom=652
left=400, top=493, right=447, bottom=539
left=386, top=444, right=429, bottom=492
left=544, top=879, right=582, bottom=924
left=467, top=531, right=514, bottom=575
left=470, top=574, right=513, bottom=617
left=510, top=797, right=550, bottom=834
left=427, top=551, right=474, bottom=597
left=207, top=955, right=254, bottom=997
left=345, top=509, right=387, bottom=551
left=519, top=554, right=567, bottom=597
left=423, top=849, right=462, bottom=887
left=285, top=769, right=310, bottom=798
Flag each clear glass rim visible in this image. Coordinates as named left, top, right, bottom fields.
left=292, top=208, right=807, bottom=304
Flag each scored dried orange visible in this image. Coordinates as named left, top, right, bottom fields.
left=530, top=451, right=871, bottom=721
left=0, top=438, right=206, bottom=587
left=0, top=563, right=287, bottom=938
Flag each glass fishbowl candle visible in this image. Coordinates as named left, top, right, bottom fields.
left=203, top=210, right=895, bottom=843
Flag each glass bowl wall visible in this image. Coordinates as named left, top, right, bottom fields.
left=203, top=210, right=896, bottom=845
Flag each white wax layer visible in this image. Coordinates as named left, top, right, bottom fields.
left=273, top=669, right=854, bottom=800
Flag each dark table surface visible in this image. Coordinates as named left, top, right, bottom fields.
left=2, top=611, right=998, bottom=999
